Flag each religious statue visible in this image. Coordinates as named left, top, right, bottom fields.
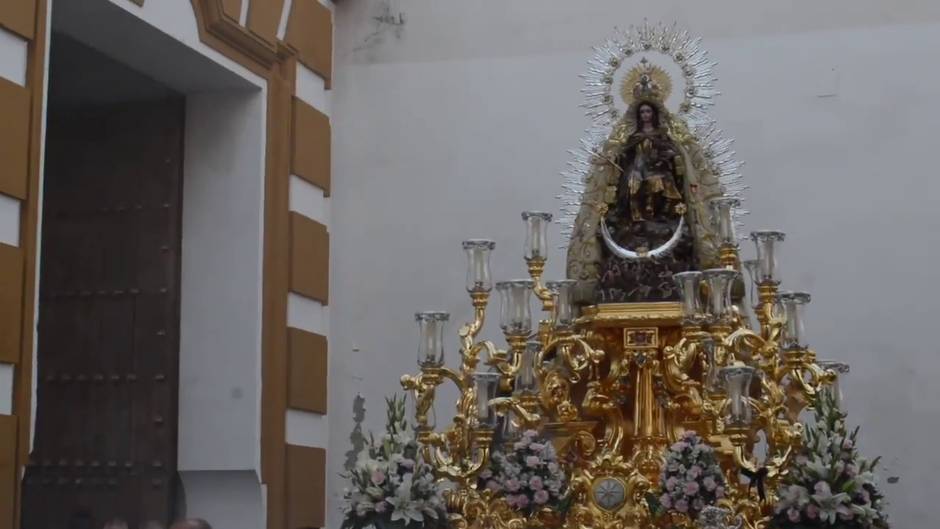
left=565, top=58, right=728, bottom=304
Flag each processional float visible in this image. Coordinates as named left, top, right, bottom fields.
left=400, top=22, right=849, bottom=529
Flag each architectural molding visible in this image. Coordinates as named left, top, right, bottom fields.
left=0, top=0, right=36, bottom=41
left=0, top=244, right=23, bottom=364
left=288, top=328, right=327, bottom=413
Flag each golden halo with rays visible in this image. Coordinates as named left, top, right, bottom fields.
left=620, top=58, right=673, bottom=107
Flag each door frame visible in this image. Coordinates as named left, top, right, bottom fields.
left=8, top=1, right=334, bottom=528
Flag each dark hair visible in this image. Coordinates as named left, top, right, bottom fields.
left=635, top=102, right=660, bottom=129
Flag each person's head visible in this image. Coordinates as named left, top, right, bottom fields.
left=169, top=519, right=212, bottom=529
left=103, top=519, right=129, bottom=529
left=636, top=102, right=659, bottom=129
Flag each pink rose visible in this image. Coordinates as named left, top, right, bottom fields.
left=506, top=478, right=521, bottom=492
left=846, top=464, right=858, bottom=478
left=480, top=469, right=493, bottom=480
left=529, top=476, right=544, bottom=490
left=842, top=438, right=854, bottom=450
left=687, top=465, right=702, bottom=479
left=400, top=459, right=415, bottom=469
left=660, top=494, right=672, bottom=509
left=515, top=495, right=530, bottom=509
left=529, top=443, right=545, bottom=452
left=665, top=477, right=678, bottom=491
left=806, top=504, right=819, bottom=519
left=675, top=499, right=689, bottom=513
left=486, top=480, right=501, bottom=492
left=371, top=470, right=386, bottom=486
left=703, top=476, right=717, bottom=491
left=684, top=481, right=700, bottom=496
left=671, top=442, right=689, bottom=452
left=838, top=506, right=854, bottom=520
left=787, top=509, right=800, bottom=522
left=526, top=456, right=541, bottom=468
left=716, top=486, right=725, bottom=499
left=533, top=489, right=550, bottom=505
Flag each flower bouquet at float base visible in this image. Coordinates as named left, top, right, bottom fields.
left=478, top=429, right=569, bottom=515
left=646, top=431, right=728, bottom=525
left=771, top=391, right=889, bottom=529
left=341, top=395, right=447, bottom=529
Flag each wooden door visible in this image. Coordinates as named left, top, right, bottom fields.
left=22, top=98, right=185, bottom=529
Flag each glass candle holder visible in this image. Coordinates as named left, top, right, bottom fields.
left=710, top=197, right=740, bottom=246
left=701, top=337, right=720, bottom=392
left=496, top=280, right=534, bottom=335
left=673, top=271, right=703, bottom=323
left=720, top=365, right=755, bottom=426
left=515, top=341, right=540, bottom=394
left=499, top=413, right=520, bottom=443
left=474, top=371, right=501, bottom=427
left=778, top=291, right=811, bottom=350
left=817, top=360, right=850, bottom=409
left=522, top=211, right=552, bottom=261
left=546, top=279, right=577, bottom=329
left=462, top=239, right=496, bottom=293
left=416, top=311, right=449, bottom=367
left=750, top=231, right=785, bottom=285
left=702, top=268, right=740, bottom=322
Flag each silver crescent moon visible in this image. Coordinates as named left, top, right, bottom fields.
left=600, top=216, right=685, bottom=260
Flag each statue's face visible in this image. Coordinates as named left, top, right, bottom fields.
left=639, top=105, right=654, bottom=125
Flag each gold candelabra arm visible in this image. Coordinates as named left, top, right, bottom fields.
left=489, top=396, right=542, bottom=429
left=458, top=291, right=490, bottom=356
left=484, top=337, right=522, bottom=376
left=525, top=257, right=555, bottom=312
left=782, top=349, right=836, bottom=402
left=425, top=428, right=494, bottom=486
left=401, top=366, right=467, bottom=431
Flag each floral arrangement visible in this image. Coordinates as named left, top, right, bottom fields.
left=341, top=396, right=447, bottom=529
left=650, top=431, right=727, bottom=520
left=478, top=429, right=568, bottom=513
left=772, top=392, right=889, bottom=529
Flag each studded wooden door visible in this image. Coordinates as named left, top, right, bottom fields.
left=22, top=98, right=185, bottom=529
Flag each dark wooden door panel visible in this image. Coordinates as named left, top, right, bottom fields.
left=23, top=99, right=185, bottom=529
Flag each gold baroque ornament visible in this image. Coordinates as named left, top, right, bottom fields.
left=620, top=58, right=673, bottom=108
left=566, top=453, right=652, bottom=529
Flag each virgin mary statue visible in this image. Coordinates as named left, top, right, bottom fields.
left=565, top=59, right=725, bottom=304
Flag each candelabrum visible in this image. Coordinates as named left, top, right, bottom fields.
left=400, top=202, right=851, bottom=529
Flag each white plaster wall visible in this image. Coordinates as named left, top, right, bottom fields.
left=177, top=89, right=267, bottom=529
left=180, top=90, right=266, bottom=472
left=177, top=470, right=264, bottom=529
left=330, top=2, right=940, bottom=527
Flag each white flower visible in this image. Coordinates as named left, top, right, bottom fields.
left=812, top=482, right=850, bottom=524
left=355, top=499, right=375, bottom=517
